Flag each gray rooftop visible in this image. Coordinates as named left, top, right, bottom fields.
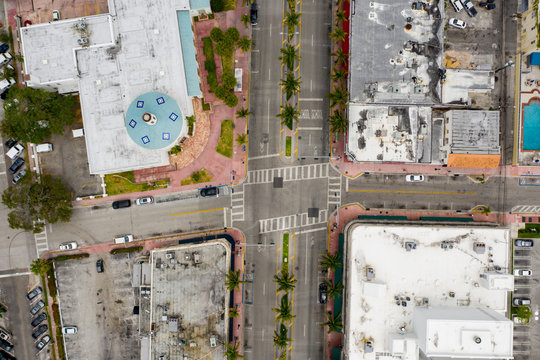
left=149, top=241, right=230, bottom=360
left=20, top=0, right=197, bottom=174
left=446, top=110, right=500, bottom=154
left=349, top=0, right=442, bottom=104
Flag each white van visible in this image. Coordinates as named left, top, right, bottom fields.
left=6, top=143, right=24, bottom=160
left=36, top=143, right=53, bottom=153
left=0, top=78, right=15, bottom=91
left=114, top=234, right=134, bottom=244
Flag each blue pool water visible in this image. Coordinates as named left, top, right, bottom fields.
left=523, top=100, right=540, bottom=151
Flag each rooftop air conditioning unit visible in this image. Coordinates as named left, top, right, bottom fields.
left=78, top=38, right=89, bottom=46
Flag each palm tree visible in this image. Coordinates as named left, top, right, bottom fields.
left=241, top=14, right=250, bottom=28
left=319, top=251, right=341, bottom=272
left=327, top=87, right=349, bottom=108
left=328, top=110, right=348, bottom=134
left=323, top=279, right=344, bottom=299
left=242, top=0, right=253, bottom=6
left=329, top=28, right=347, bottom=43
left=273, top=294, right=295, bottom=323
left=335, top=10, right=347, bottom=23
left=229, top=307, right=239, bottom=319
left=238, top=36, right=253, bottom=53
left=284, top=10, right=301, bottom=34
left=224, top=342, right=244, bottom=360
left=332, top=68, right=348, bottom=82
left=236, top=107, right=252, bottom=118
left=321, top=311, right=342, bottom=333
left=279, top=45, right=299, bottom=71
left=287, top=0, right=295, bottom=10
left=273, top=271, right=297, bottom=292
left=236, top=133, right=247, bottom=146
left=331, top=48, right=348, bottom=66
left=273, top=323, right=291, bottom=349
left=225, top=270, right=246, bottom=291
left=30, top=258, right=52, bottom=276
left=276, top=104, right=299, bottom=130
left=280, top=73, right=302, bottom=100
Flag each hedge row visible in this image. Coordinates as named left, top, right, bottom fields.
left=110, top=246, right=143, bottom=255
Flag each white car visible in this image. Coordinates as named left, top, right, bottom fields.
left=450, top=0, right=464, bottom=12
left=135, top=196, right=153, bottom=205
left=59, top=242, right=78, bottom=251
left=62, top=326, right=78, bottom=334
left=514, top=269, right=532, bottom=276
left=405, top=175, right=425, bottom=182
left=448, top=18, right=467, bottom=29
left=114, top=234, right=134, bottom=244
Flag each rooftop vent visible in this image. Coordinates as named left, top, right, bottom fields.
left=473, top=242, right=486, bottom=254
left=404, top=241, right=416, bottom=251
left=78, top=38, right=89, bottom=46
left=75, top=21, right=87, bottom=30
left=474, top=336, right=482, bottom=344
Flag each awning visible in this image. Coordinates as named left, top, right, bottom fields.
left=530, top=52, right=540, bottom=66
left=447, top=154, right=501, bottom=168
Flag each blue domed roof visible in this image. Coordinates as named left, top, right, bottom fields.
left=125, top=92, right=183, bottom=150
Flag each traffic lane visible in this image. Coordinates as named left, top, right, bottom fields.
left=48, top=196, right=230, bottom=248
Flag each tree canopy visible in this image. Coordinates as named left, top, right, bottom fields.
left=2, top=172, right=73, bottom=233
left=1, top=87, right=78, bottom=144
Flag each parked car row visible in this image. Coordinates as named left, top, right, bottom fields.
left=111, top=186, right=222, bottom=210
left=0, top=42, right=15, bottom=93
left=4, top=141, right=26, bottom=185
left=448, top=0, right=497, bottom=29
left=25, top=286, right=51, bottom=352
left=0, top=327, right=14, bottom=358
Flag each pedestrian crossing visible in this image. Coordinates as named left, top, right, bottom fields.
left=259, top=209, right=327, bottom=234
left=34, top=228, right=49, bottom=257
left=327, top=175, right=341, bottom=213
left=231, top=187, right=245, bottom=222
left=247, top=163, right=329, bottom=184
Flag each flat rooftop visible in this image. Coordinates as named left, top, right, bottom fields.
left=446, top=110, right=500, bottom=154
left=344, top=223, right=511, bottom=359
left=442, top=69, right=495, bottom=105
left=149, top=240, right=230, bottom=359
left=349, top=0, right=442, bottom=104
left=346, top=105, right=432, bottom=163
left=20, top=0, right=197, bottom=174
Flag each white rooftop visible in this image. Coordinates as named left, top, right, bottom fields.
left=346, top=104, right=431, bottom=163
left=20, top=0, right=197, bottom=174
left=442, top=69, right=495, bottom=105
left=344, top=223, right=511, bottom=360
left=414, top=307, right=513, bottom=359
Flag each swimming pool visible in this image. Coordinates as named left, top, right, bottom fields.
left=523, top=100, right=540, bottom=151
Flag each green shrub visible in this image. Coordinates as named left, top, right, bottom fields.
left=225, top=27, right=240, bottom=42
left=54, top=253, right=90, bottom=262
left=210, top=27, right=224, bottom=42
left=215, top=86, right=228, bottom=100
left=170, top=145, right=182, bottom=155
left=225, top=94, right=238, bottom=108
left=215, top=38, right=234, bottom=56
left=222, top=71, right=237, bottom=90
left=202, top=37, right=218, bottom=92
left=210, top=0, right=225, bottom=12
left=110, top=246, right=143, bottom=255
left=47, top=269, right=57, bottom=300
left=202, top=99, right=211, bottom=111
left=204, top=59, right=216, bottom=72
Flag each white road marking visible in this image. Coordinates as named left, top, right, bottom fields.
left=305, top=239, right=309, bottom=285
left=263, top=282, right=266, bottom=296
left=248, top=153, right=280, bottom=161
left=268, top=68, right=271, bottom=81
left=311, top=34, right=314, bottom=47
left=310, top=79, right=313, bottom=92
left=298, top=127, right=323, bottom=131
left=304, top=324, right=306, bottom=337
left=270, top=23, right=272, bottom=37
left=299, top=98, right=323, bottom=101
left=0, top=272, right=31, bottom=279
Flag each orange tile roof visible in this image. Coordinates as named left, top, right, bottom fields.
left=447, top=154, right=501, bottom=168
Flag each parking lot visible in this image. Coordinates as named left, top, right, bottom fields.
left=18, top=0, right=109, bottom=25
left=38, top=110, right=103, bottom=198
left=512, top=237, right=540, bottom=360
left=56, top=253, right=140, bottom=360
left=0, top=275, right=51, bottom=360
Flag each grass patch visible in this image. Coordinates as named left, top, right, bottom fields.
left=54, top=253, right=90, bottom=262
left=110, top=246, right=143, bottom=255
left=46, top=269, right=57, bottom=302
left=202, top=98, right=211, bottom=111
left=216, top=119, right=234, bottom=158
left=285, top=136, right=292, bottom=156
left=224, top=0, right=236, bottom=11
left=202, top=37, right=218, bottom=92
left=518, top=223, right=540, bottom=238
left=181, top=169, right=213, bottom=185
left=221, top=47, right=235, bottom=74
left=104, top=171, right=170, bottom=195
left=282, top=233, right=289, bottom=273
left=52, top=304, right=66, bottom=360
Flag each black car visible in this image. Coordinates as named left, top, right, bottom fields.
left=318, top=283, right=328, bottom=304
left=31, top=325, right=48, bottom=339
left=250, top=3, right=258, bottom=25
left=26, top=286, right=43, bottom=301
left=8, top=157, right=24, bottom=175
left=0, top=348, right=15, bottom=359
left=200, top=186, right=219, bottom=197
left=112, top=199, right=131, bottom=209
left=0, top=339, right=12, bottom=354
left=31, top=313, right=47, bottom=328
left=0, top=44, right=8, bottom=53
left=4, top=139, right=16, bottom=148
left=515, top=239, right=534, bottom=247
left=0, top=88, right=9, bottom=100
left=96, top=259, right=104, bottom=273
